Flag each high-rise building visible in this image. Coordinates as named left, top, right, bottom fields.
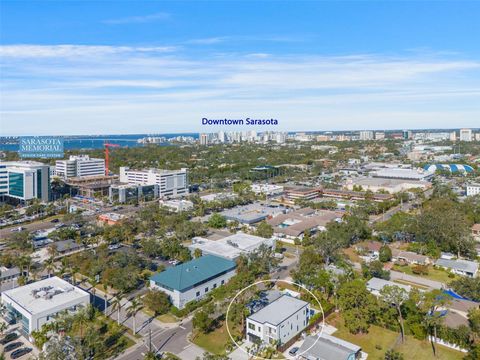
left=55, top=155, right=105, bottom=179
left=402, top=130, right=413, bottom=140
left=460, top=128, right=473, bottom=142
left=119, top=167, right=188, bottom=198
left=0, top=161, right=50, bottom=202
left=217, top=131, right=225, bottom=143
left=276, top=132, right=287, bottom=144
left=359, top=130, right=374, bottom=141
left=199, top=133, right=209, bottom=145
left=0, top=163, right=7, bottom=197
left=450, top=131, right=457, bottom=142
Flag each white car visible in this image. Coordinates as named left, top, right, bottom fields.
left=108, top=244, right=121, bottom=250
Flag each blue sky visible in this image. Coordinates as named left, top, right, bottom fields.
left=1, top=1, right=479, bottom=135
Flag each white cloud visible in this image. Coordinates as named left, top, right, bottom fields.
left=0, top=45, right=177, bottom=58
left=102, top=12, right=170, bottom=25
left=1, top=44, right=479, bottom=135
left=186, top=37, right=228, bottom=45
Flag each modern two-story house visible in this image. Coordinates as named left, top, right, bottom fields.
left=246, top=295, right=310, bottom=346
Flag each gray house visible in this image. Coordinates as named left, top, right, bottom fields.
left=435, top=258, right=478, bottom=277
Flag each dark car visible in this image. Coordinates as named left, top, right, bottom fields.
left=0, top=332, right=19, bottom=344
left=289, top=347, right=300, bottom=356
left=4, top=341, right=23, bottom=352
left=50, top=218, right=60, bottom=223
left=11, top=347, right=32, bottom=359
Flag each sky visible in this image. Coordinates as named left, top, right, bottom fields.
left=1, top=1, right=480, bottom=135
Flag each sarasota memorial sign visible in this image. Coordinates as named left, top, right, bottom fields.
left=19, top=136, right=64, bottom=159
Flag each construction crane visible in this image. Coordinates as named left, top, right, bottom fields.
left=104, top=143, right=120, bottom=176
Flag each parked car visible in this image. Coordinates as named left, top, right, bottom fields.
left=4, top=341, right=23, bottom=352
left=50, top=218, right=60, bottom=223
left=10, top=227, right=24, bottom=232
left=289, top=347, right=299, bottom=356
left=0, top=332, right=19, bottom=345
left=11, top=347, right=33, bottom=359
left=108, top=243, right=121, bottom=251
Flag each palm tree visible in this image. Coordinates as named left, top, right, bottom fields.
left=47, top=243, right=58, bottom=260
left=75, top=309, right=89, bottom=338
left=103, top=284, right=109, bottom=315
left=44, top=258, right=55, bottom=278
left=127, top=298, right=143, bottom=335
left=71, top=265, right=79, bottom=285
left=110, top=294, right=123, bottom=325
left=30, top=266, right=40, bottom=282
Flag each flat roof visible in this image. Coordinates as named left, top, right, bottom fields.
left=189, top=233, right=273, bottom=260
left=351, top=177, right=430, bottom=188
left=2, top=277, right=89, bottom=315
left=220, top=203, right=286, bottom=224
left=150, top=255, right=236, bottom=292
left=248, top=295, right=309, bottom=326
left=372, top=168, right=433, bottom=180
left=299, top=333, right=361, bottom=360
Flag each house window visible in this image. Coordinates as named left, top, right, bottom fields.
left=221, top=280, right=225, bottom=285
left=213, top=283, right=217, bottom=289
left=196, top=291, right=200, bottom=297
left=205, top=287, right=209, bottom=292
left=248, top=323, right=255, bottom=330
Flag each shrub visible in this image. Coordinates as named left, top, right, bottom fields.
left=412, top=264, right=429, bottom=275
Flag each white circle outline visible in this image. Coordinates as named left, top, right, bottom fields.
left=225, top=279, right=325, bottom=360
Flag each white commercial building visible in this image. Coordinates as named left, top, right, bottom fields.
left=466, top=183, right=480, bottom=197
left=159, top=199, right=194, bottom=212
left=371, top=167, right=434, bottom=181
left=460, top=128, right=473, bottom=142
left=55, top=155, right=105, bottom=179
left=1, top=277, right=90, bottom=338
left=246, top=295, right=310, bottom=346
left=0, top=161, right=50, bottom=202
left=189, top=232, right=276, bottom=261
left=359, top=130, right=374, bottom=141
left=0, top=163, right=7, bottom=197
left=346, top=177, right=431, bottom=194
left=119, top=166, right=188, bottom=198
left=150, top=255, right=236, bottom=309
left=251, top=183, right=284, bottom=196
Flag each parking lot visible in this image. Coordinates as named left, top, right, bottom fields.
left=0, top=325, right=38, bottom=360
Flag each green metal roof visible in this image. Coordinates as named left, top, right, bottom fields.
left=150, top=255, right=236, bottom=292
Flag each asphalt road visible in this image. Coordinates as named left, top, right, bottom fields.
left=115, top=318, right=195, bottom=360
left=390, top=270, right=444, bottom=290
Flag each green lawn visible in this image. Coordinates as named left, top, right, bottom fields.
left=192, top=321, right=233, bottom=355
left=142, top=309, right=179, bottom=323
left=328, top=313, right=464, bottom=360
left=392, top=264, right=456, bottom=284
left=157, top=313, right=178, bottom=323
